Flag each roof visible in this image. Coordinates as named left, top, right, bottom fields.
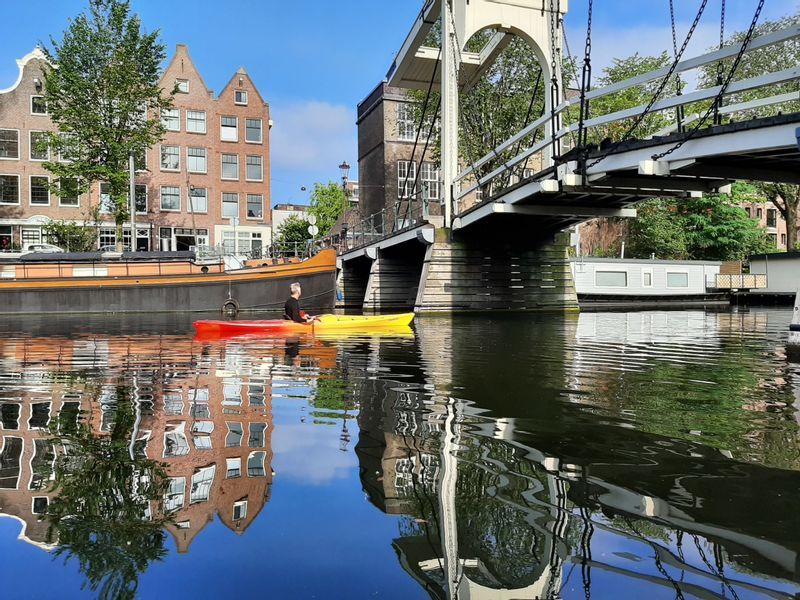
left=571, top=257, right=722, bottom=266
left=749, top=251, right=800, bottom=261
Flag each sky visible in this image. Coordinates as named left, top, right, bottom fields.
left=0, top=0, right=797, bottom=207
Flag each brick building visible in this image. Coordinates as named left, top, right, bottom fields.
left=357, top=83, right=444, bottom=228
left=0, top=45, right=271, bottom=252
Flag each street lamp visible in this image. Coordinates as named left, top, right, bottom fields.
left=339, top=160, right=350, bottom=248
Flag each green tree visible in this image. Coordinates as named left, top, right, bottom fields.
left=42, top=207, right=102, bottom=252
left=756, top=182, right=800, bottom=250
left=308, top=182, right=346, bottom=235
left=274, top=214, right=311, bottom=247
left=41, top=0, right=173, bottom=248
left=46, top=387, right=169, bottom=600
left=627, top=200, right=688, bottom=259
left=626, top=183, right=775, bottom=260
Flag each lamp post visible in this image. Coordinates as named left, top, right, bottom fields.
left=339, top=160, right=350, bottom=249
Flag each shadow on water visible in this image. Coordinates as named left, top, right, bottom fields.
left=0, top=309, right=798, bottom=598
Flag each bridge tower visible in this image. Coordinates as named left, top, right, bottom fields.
left=441, top=0, right=567, bottom=226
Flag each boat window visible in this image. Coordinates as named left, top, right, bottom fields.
left=666, top=272, right=689, bottom=288
left=595, top=271, right=628, bottom=287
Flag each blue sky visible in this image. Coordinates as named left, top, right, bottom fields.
left=0, top=0, right=797, bottom=206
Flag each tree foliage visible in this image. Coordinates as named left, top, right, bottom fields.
left=42, top=208, right=102, bottom=252
left=627, top=183, right=775, bottom=260
left=46, top=386, right=169, bottom=600
left=41, top=0, right=173, bottom=242
left=308, top=182, right=345, bottom=235
left=756, top=182, right=800, bottom=250
left=275, top=214, right=311, bottom=245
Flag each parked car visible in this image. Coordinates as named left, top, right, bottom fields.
left=99, top=244, right=132, bottom=253
left=21, top=243, right=64, bottom=254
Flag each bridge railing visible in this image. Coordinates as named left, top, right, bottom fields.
left=453, top=24, right=800, bottom=216
left=342, top=197, right=432, bottom=253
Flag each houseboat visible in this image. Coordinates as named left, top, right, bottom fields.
left=570, top=257, right=729, bottom=308
left=0, top=248, right=336, bottom=315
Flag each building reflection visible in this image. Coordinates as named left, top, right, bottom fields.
left=0, top=333, right=334, bottom=555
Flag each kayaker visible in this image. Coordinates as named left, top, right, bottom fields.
left=284, top=283, right=316, bottom=324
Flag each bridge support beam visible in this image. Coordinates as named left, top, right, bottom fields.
left=364, top=246, right=427, bottom=312
left=415, top=229, right=578, bottom=313
left=336, top=256, right=371, bottom=310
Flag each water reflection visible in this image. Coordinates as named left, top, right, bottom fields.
left=0, top=311, right=798, bottom=599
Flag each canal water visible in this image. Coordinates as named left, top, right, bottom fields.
left=0, top=309, right=798, bottom=599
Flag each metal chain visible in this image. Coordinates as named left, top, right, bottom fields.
left=669, top=0, right=685, bottom=132
left=548, top=0, right=562, bottom=164
left=653, top=0, right=765, bottom=161
left=577, top=0, right=594, bottom=177
left=713, top=0, right=727, bottom=124
left=588, top=0, right=710, bottom=168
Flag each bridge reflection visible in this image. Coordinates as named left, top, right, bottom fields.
left=356, top=312, right=800, bottom=599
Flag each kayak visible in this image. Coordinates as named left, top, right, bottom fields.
left=193, top=313, right=415, bottom=337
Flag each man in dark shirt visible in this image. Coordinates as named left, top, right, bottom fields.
left=284, top=282, right=315, bottom=323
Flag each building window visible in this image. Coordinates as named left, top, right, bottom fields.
left=0, top=130, right=19, bottom=159
left=161, top=108, right=180, bottom=131
left=397, top=102, right=417, bottom=141
left=246, top=155, right=263, bottom=181
left=756, top=207, right=763, bottom=219
left=1, top=403, right=20, bottom=429
left=666, top=272, right=689, bottom=288
left=186, top=110, right=206, bottom=134
left=235, top=90, right=248, bottom=105
left=189, top=465, right=215, bottom=504
left=220, top=116, right=238, bottom=142
left=29, top=131, right=49, bottom=161
left=30, top=439, right=55, bottom=491
left=768, top=233, right=778, bottom=247
left=245, top=118, right=262, bottom=143
left=247, top=451, right=266, bottom=477
left=135, top=184, right=147, bottom=214
left=595, top=271, right=628, bottom=287
left=248, top=423, right=267, bottom=447
left=0, top=226, right=11, bottom=251
left=226, top=457, right=241, bottom=479
left=397, top=160, right=416, bottom=199
left=164, top=477, right=186, bottom=513
left=0, top=175, right=20, bottom=204
left=222, top=192, right=239, bottom=218
left=31, top=96, right=47, bottom=115
left=30, top=176, right=49, bottom=206
left=233, top=500, right=248, bottom=521
left=59, top=178, right=79, bottom=206
left=744, top=206, right=751, bottom=218
left=0, top=437, right=22, bottom=489
left=247, top=194, right=263, bottom=219
left=225, top=422, right=243, bottom=448
left=420, top=162, right=440, bottom=200
left=58, top=133, right=79, bottom=162
left=187, top=147, right=207, bottom=173
left=160, top=186, right=180, bottom=212
left=99, top=227, right=116, bottom=248
left=767, top=209, right=777, bottom=228
left=781, top=233, right=787, bottom=246
left=28, top=402, right=50, bottom=430
left=188, top=187, right=207, bottom=213
left=175, top=79, right=189, bottom=93
left=221, top=154, right=239, bottom=180
left=160, top=145, right=180, bottom=171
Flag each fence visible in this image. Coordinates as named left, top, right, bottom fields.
left=714, top=273, right=767, bottom=290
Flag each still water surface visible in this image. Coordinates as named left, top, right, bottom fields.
left=0, top=309, right=799, bottom=599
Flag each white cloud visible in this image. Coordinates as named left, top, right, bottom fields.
left=271, top=422, right=356, bottom=485
left=270, top=100, right=357, bottom=171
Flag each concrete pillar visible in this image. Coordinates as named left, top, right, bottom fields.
left=415, top=229, right=578, bottom=312
left=363, top=249, right=425, bottom=312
